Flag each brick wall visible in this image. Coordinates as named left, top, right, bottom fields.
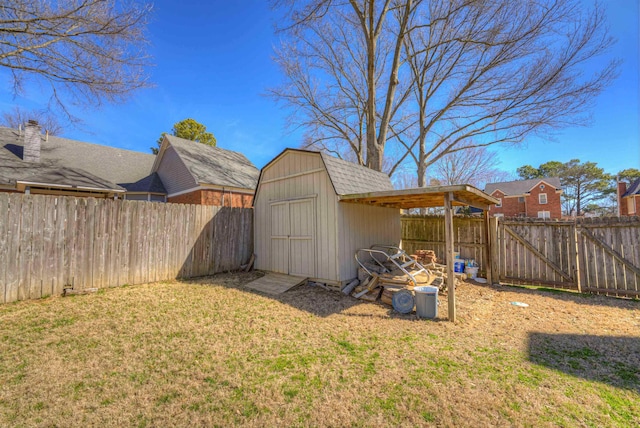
left=167, top=190, right=202, bottom=205
left=618, top=182, right=629, bottom=215
left=168, top=189, right=254, bottom=208
left=488, top=190, right=526, bottom=217
left=526, top=184, right=562, bottom=219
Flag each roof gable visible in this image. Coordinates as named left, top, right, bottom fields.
left=162, top=135, right=259, bottom=190
left=259, top=148, right=393, bottom=196
left=484, top=177, right=562, bottom=196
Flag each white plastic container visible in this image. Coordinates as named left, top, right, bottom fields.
left=465, top=266, right=479, bottom=279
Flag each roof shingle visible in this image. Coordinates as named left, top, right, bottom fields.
left=0, top=126, right=155, bottom=186
left=320, top=152, right=394, bottom=195
left=0, top=155, right=124, bottom=192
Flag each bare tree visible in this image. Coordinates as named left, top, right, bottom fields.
left=393, top=0, right=617, bottom=186
left=429, top=145, right=513, bottom=188
left=270, top=0, right=418, bottom=170
left=272, top=0, right=618, bottom=181
left=1, top=106, right=64, bottom=135
left=0, top=0, right=153, bottom=115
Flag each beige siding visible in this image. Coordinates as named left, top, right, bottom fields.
left=254, top=151, right=339, bottom=282
left=155, top=146, right=197, bottom=195
left=337, top=203, right=401, bottom=282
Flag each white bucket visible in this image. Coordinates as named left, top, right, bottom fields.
left=466, top=266, right=479, bottom=279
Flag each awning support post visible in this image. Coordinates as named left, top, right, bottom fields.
left=444, top=191, right=456, bottom=322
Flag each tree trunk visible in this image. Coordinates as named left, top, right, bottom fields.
left=367, top=143, right=384, bottom=171
left=364, top=0, right=378, bottom=171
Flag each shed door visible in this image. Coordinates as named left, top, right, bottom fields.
left=270, top=199, right=315, bottom=277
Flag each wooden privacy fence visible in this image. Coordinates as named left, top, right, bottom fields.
left=402, top=215, right=488, bottom=270
left=492, top=217, right=640, bottom=297
left=492, top=218, right=579, bottom=290
left=0, top=194, right=253, bottom=304
left=401, top=215, right=640, bottom=298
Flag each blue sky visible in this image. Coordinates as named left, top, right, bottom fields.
left=0, top=0, right=638, bottom=177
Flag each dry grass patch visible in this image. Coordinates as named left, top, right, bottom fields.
left=1, top=272, right=639, bottom=427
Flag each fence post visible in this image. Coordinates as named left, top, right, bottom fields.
left=483, top=211, right=492, bottom=285
left=570, top=219, right=582, bottom=293
left=489, top=216, right=500, bottom=285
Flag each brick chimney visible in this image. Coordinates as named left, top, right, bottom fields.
left=23, top=120, right=42, bottom=163
left=617, top=178, right=627, bottom=216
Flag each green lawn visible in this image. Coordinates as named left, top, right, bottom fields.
left=1, top=272, right=638, bottom=427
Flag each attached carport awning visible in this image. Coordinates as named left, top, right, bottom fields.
left=338, top=184, right=499, bottom=322
left=338, top=184, right=499, bottom=210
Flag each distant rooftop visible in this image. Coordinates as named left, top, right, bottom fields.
left=484, top=177, right=562, bottom=196
left=623, top=177, right=640, bottom=197
left=0, top=126, right=155, bottom=186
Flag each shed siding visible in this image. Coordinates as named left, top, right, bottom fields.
left=337, top=203, right=401, bottom=282
left=254, top=151, right=339, bottom=282
left=155, top=146, right=197, bottom=195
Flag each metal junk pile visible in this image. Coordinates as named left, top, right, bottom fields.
left=342, top=245, right=466, bottom=317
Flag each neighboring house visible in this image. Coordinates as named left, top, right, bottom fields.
left=0, top=122, right=161, bottom=199
left=617, top=178, right=640, bottom=216
left=152, top=134, right=259, bottom=207
left=0, top=122, right=261, bottom=206
left=484, top=177, right=563, bottom=219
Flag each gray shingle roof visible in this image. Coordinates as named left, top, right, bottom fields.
left=0, top=153, right=124, bottom=192
left=0, top=126, right=155, bottom=186
left=320, top=152, right=393, bottom=195
left=623, top=178, right=640, bottom=197
left=165, top=135, right=259, bottom=190
left=120, top=172, right=166, bottom=194
left=484, top=177, right=562, bottom=196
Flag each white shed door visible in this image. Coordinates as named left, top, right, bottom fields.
left=270, top=199, right=315, bottom=277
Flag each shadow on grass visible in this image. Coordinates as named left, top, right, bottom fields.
left=528, top=332, right=640, bottom=393
left=272, top=285, right=447, bottom=321
left=275, top=284, right=364, bottom=317
left=186, top=271, right=446, bottom=320
left=186, top=271, right=367, bottom=318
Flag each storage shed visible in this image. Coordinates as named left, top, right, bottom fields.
left=253, top=149, right=400, bottom=288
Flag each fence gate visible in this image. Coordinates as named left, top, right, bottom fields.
left=577, top=218, right=640, bottom=297
left=496, top=220, right=579, bottom=290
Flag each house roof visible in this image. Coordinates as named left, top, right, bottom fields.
left=163, top=135, right=259, bottom=190
left=0, top=153, right=124, bottom=192
left=0, top=126, right=155, bottom=186
left=484, top=177, right=562, bottom=196
left=319, top=152, right=394, bottom=195
left=622, top=178, right=640, bottom=197
left=120, top=172, right=167, bottom=194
